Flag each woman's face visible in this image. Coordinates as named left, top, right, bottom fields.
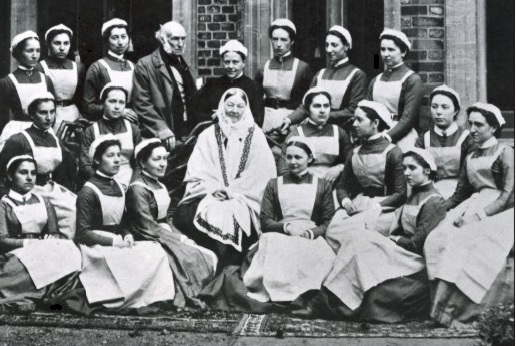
left=224, top=94, right=247, bottom=123
left=143, top=146, right=168, bottom=179
left=223, top=51, right=245, bottom=80
left=9, top=161, right=36, bottom=195
left=403, top=156, right=430, bottom=187
left=271, top=28, right=293, bottom=58
left=96, top=145, right=121, bottom=176
left=469, top=111, right=496, bottom=145
left=308, top=94, right=331, bottom=126
left=353, top=108, right=377, bottom=139
left=48, top=33, right=71, bottom=60
left=431, top=94, right=457, bottom=130
left=108, top=27, right=129, bottom=55
left=325, top=34, right=347, bottom=63
left=31, top=100, right=56, bottom=131
left=380, top=39, right=405, bottom=68
left=18, top=38, right=40, bottom=68
left=103, top=89, right=126, bottom=120
left=285, top=145, right=312, bottom=175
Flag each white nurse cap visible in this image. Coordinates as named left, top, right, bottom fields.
left=102, top=18, right=128, bottom=35
left=6, top=155, right=35, bottom=173
left=357, top=100, right=394, bottom=129
left=469, top=102, right=506, bottom=126
left=100, top=82, right=128, bottom=100
left=405, top=147, right=437, bottom=171
left=380, top=28, right=411, bottom=50
left=430, top=85, right=461, bottom=109
left=89, top=134, right=120, bottom=161
left=328, top=25, right=352, bottom=49
left=270, top=19, right=296, bottom=34
left=10, top=30, right=39, bottom=53
left=27, top=91, right=55, bottom=110
left=45, top=24, right=73, bottom=41
left=219, top=40, right=248, bottom=58
left=134, top=138, right=163, bottom=159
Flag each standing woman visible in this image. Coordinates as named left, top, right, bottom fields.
left=415, top=85, right=474, bottom=198
left=0, top=155, right=81, bottom=311
left=255, top=19, right=313, bottom=133
left=367, top=29, right=424, bottom=152
left=0, top=31, right=55, bottom=145
left=125, top=139, right=217, bottom=309
left=80, top=83, right=141, bottom=187
left=425, top=103, right=514, bottom=327
left=325, top=100, right=407, bottom=250
left=279, top=26, right=367, bottom=134
left=76, top=135, right=175, bottom=311
left=38, top=24, right=86, bottom=132
left=83, top=18, right=137, bottom=123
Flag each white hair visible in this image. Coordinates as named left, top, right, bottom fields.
left=155, top=21, right=185, bottom=41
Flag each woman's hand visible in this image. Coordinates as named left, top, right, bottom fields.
left=43, top=234, right=55, bottom=240
left=285, top=223, right=308, bottom=237
left=165, top=136, right=176, bottom=151
left=122, top=108, right=139, bottom=123
left=212, top=189, right=229, bottom=201
left=453, top=214, right=480, bottom=228
left=300, top=230, right=313, bottom=239
left=324, top=166, right=342, bottom=184
left=278, top=118, right=291, bottom=133
left=124, top=234, right=135, bottom=248
left=113, top=236, right=130, bottom=248
left=343, top=200, right=358, bottom=215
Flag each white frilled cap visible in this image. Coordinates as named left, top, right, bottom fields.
left=357, top=100, right=394, bottom=129
left=405, top=147, right=437, bottom=171
left=45, top=24, right=73, bottom=41
left=134, top=138, right=162, bottom=159
left=219, top=40, right=248, bottom=58
left=430, top=84, right=461, bottom=108
left=287, top=136, right=317, bottom=159
left=6, top=155, right=35, bottom=173
left=99, top=82, right=128, bottom=100
left=10, top=30, right=39, bottom=53
left=328, top=25, right=352, bottom=49
left=380, top=28, right=411, bottom=50
left=470, top=102, right=506, bottom=126
left=302, top=87, right=330, bottom=106
left=270, top=18, right=296, bottom=33
left=27, top=91, right=55, bottom=109
left=89, top=134, right=119, bottom=160
left=101, top=18, right=128, bottom=35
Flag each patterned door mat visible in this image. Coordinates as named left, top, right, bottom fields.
left=232, top=313, right=480, bottom=338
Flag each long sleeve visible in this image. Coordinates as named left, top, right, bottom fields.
left=286, top=74, right=317, bottom=125
left=82, top=62, right=106, bottom=120
left=125, top=185, right=164, bottom=240
left=43, top=197, right=61, bottom=237
left=336, top=127, right=353, bottom=165
left=248, top=81, right=264, bottom=127
left=79, top=126, right=96, bottom=180
left=0, top=202, right=23, bottom=253
left=381, top=148, right=407, bottom=208
left=310, top=179, right=335, bottom=238
left=74, top=62, right=87, bottom=112
left=0, top=77, right=14, bottom=132
left=328, top=70, right=367, bottom=122
left=259, top=179, right=286, bottom=234
left=396, top=196, right=446, bottom=255
left=129, top=122, right=142, bottom=172
left=76, top=187, right=114, bottom=246
left=446, top=161, right=476, bottom=210
left=336, top=153, right=358, bottom=203
left=484, top=147, right=515, bottom=216
left=192, top=80, right=217, bottom=124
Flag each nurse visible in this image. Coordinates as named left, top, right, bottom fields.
left=0, top=155, right=81, bottom=311
left=80, top=83, right=141, bottom=187
left=367, top=28, right=424, bottom=152
left=415, top=85, right=474, bottom=198
left=425, top=102, right=514, bottom=327
left=0, top=31, right=55, bottom=146
left=0, top=92, right=77, bottom=239
left=255, top=19, right=313, bottom=133
left=76, top=135, right=175, bottom=310
left=325, top=100, right=407, bottom=250
left=83, top=18, right=137, bottom=123
left=279, top=25, right=367, bottom=134
left=38, top=24, right=85, bottom=132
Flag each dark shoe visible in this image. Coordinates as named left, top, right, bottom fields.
left=290, top=306, right=316, bottom=319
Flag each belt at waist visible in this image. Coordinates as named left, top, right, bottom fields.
left=55, top=100, right=75, bottom=107
left=264, top=98, right=295, bottom=110
left=361, top=186, right=387, bottom=198
left=18, top=233, right=41, bottom=239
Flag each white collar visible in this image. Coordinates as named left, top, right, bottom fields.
left=333, top=57, right=349, bottom=68
left=433, top=123, right=458, bottom=136
left=386, top=62, right=404, bottom=70
left=307, top=118, right=325, bottom=127
left=479, top=136, right=498, bottom=149
left=8, top=189, right=33, bottom=203
left=108, top=51, right=125, bottom=60
left=293, top=169, right=309, bottom=178
left=276, top=51, right=292, bottom=60
left=18, top=65, right=34, bottom=71
left=142, top=171, right=159, bottom=181
left=96, top=170, right=114, bottom=179
left=368, top=132, right=383, bottom=141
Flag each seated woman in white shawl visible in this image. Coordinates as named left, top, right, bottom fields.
left=174, top=88, right=276, bottom=270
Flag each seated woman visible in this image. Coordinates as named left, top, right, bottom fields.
left=278, top=88, right=352, bottom=183
left=76, top=135, right=175, bottom=310
left=415, top=85, right=474, bottom=198
left=293, top=148, right=446, bottom=322
left=243, top=138, right=336, bottom=303
left=425, top=102, right=514, bottom=327
left=0, top=155, right=80, bottom=311
left=0, top=92, right=77, bottom=239
left=325, top=100, right=407, bottom=250
left=125, top=138, right=217, bottom=309
left=80, top=83, right=141, bottom=188
left=174, top=88, right=276, bottom=270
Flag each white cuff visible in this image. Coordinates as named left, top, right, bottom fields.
left=341, top=198, right=352, bottom=207
left=283, top=223, right=291, bottom=234
left=383, top=133, right=392, bottom=142
left=476, top=209, right=487, bottom=220
left=307, top=229, right=315, bottom=240
left=124, top=234, right=133, bottom=241
left=336, top=164, right=344, bottom=172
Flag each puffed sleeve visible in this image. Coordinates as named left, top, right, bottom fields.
left=0, top=201, right=23, bottom=253
left=259, top=178, right=285, bottom=234
left=125, top=184, right=164, bottom=239
left=76, top=186, right=114, bottom=246
left=381, top=147, right=407, bottom=208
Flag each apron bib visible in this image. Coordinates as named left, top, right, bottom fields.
left=425, top=129, right=469, bottom=179
left=316, top=68, right=359, bottom=109
left=297, top=125, right=339, bottom=178
left=98, top=59, right=134, bottom=103
left=8, top=72, right=48, bottom=116
left=466, top=144, right=506, bottom=191
left=2, top=193, right=48, bottom=235
left=21, top=129, right=62, bottom=175
left=277, top=175, right=318, bottom=232
left=93, top=120, right=134, bottom=186
left=130, top=180, right=171, bottom=220
left=352, top=143, right=395, bottom=190
left=398, top=193, right=441, bottom=235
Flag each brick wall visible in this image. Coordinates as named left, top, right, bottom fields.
left=400, top=0, right=445, bottom=130
left=197, top=0, right=243, bottom=77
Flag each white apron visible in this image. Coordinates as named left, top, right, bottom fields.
left=372, top=70, right=418, bottom=152
left=130, top=180, right=171, bottom=222
left=21, top=129, right=77, bottom=239
left=262, top=58, right=299, bottom=133
left=244, top=177, right=335, bottom=302
left=98, top=59, right=134, bottom=103
left=0, top=73, right=48, bottom=151
left=40, top=60, right=80, bottom=131
left=5, top=193, right=81, bottom=289
left=93, top=120, right=134, bottom=186
left=79, top=180, right=175, bottom=308
left=425, top=129, right=469, bottom=198
left=316, top=68, right=359, bottom=109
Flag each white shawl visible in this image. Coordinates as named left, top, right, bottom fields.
left=180, top=89, right=276, bottom=251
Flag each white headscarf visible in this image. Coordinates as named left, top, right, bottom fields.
left=215, top=88, right=255, bottom=139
